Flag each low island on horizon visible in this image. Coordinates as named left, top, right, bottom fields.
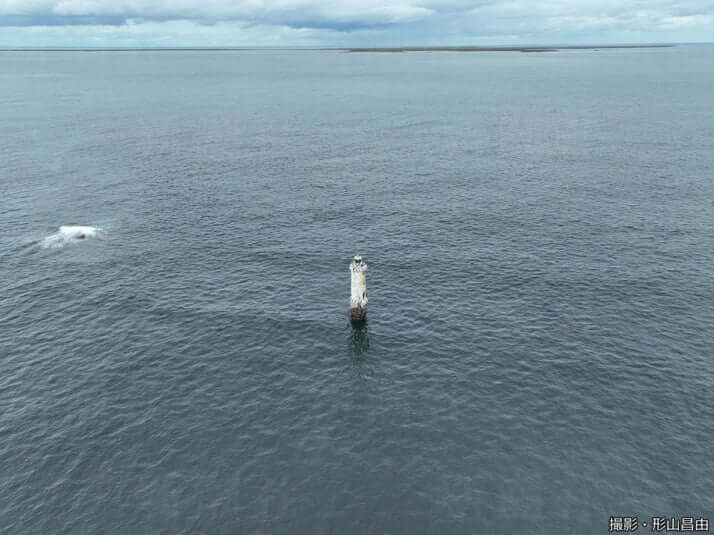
left=0, top=43, right=679, bottom=52
left=344, top=44, right=676, bottom=52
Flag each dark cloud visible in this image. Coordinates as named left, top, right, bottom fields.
left=0, top=1, right=434, bottom=30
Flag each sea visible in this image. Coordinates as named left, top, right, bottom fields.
left=1, top=46, right=713, bottom=534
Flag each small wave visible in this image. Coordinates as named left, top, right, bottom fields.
left=41, top=225, right=103, bottom=249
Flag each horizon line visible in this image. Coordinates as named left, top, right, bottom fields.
left=2, top=42, right=712, bottom=52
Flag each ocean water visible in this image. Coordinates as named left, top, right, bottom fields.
left=1, top=46, right=713, bottom=534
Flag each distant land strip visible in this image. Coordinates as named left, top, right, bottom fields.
left=0, top=44, right=677, bottom=52
left=344, top=45, right=676, bottom=53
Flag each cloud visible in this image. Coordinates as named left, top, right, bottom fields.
left=0, top=0, right=436, bottom=29
left=0, top=0, right=712, bottom=44
left=658, top=14, right=714, bottom=28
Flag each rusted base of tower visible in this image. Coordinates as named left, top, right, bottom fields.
left=350, top=306, right=367, bottom=322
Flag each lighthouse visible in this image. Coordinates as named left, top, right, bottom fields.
left=349, top=255, right=368, bottom=321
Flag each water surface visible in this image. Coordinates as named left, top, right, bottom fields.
left=1, top=46, right=713, bottom=534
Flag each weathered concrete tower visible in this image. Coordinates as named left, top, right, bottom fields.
left=349, top=255, right=368, bottom=321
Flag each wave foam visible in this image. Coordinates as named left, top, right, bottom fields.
left=41, top=225, right=103, bottom=249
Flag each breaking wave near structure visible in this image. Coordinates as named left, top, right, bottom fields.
left=41, top=225, right=103, bottom=249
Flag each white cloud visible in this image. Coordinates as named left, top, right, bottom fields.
left=658, top=14, right=714, bottom=28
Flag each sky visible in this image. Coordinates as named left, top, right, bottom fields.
left=0, top=0, right=712, bottom=47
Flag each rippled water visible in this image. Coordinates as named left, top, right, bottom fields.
left=1, top=47, right=713, bottom=534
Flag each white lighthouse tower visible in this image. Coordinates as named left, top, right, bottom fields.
left=349, top=255, right=368, bottom=321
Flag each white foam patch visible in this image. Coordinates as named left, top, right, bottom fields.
left=41, top=225, right=103, bottom=249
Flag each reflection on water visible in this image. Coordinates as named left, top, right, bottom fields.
left=348, top=320, right=370, bottom=358
left=343, top=320, right=373, bottom=383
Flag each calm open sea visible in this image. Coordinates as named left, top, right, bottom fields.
left=1, top=46, right=713, bottom=534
